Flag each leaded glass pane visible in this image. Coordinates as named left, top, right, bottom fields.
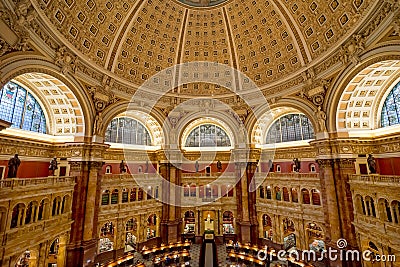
left=185, top=124, right=231, bottom=147
left=105, top=117, right=151, bottom=145
left=0, top=82, right=46, bottom=133
left=381, top=81, right=400, bottom=127
left=265, top=114, right=314, bottom=144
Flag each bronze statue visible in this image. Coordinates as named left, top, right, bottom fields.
left=268, top=159, right=274, bottom=172
left=293, top=158, right=301, bottom=172
left=216, top=160, right=222, bottom=172
left=120, top=160, right=127, bottom=173
left=367, top=154, right=377, bottom=174
left=49, top=157, right=58, bottom=170
left=49, top=157, right=58, bottom=175
left=195, top=160, right=199, bottom=173
left=7, top=154, right=21, bottom=178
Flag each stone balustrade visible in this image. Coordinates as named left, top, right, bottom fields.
left=349, top=174, right=400, bottom=185
left=0, top=176, right=75, bottom=190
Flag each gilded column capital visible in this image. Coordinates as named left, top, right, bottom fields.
left=316, top=159, right=334, bottom=168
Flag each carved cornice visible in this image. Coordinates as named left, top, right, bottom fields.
left=335, top=158, right=356, bottom=168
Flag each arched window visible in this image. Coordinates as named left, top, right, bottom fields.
left=101, top=190, right=110, bottom=205
left=302, top=189, right=310, bottom=204
left=276, top=164, right=281, bottom=172
left=291, top=188, right=298, bottom=203
left=190, top=185, right=197, bottom=197
left=184, top=185, right=190, bottom=197
left=283, top=187, right=290, bottom=202
left=105, top=165, right=112, bottom=174
left=0, top=82, right=46, bottom=133
left=275, top=186, right=281, bottom=201
left=105, top=117, right=151, bottom=145
left=309, top=164, right=316, bottom=173
left=111, top=189, right=119, bottom=204
left=11, top=204, right=25, bottom=228
left=49, top=238, right=59, bottom=255
left=266, top=186, right=272, bottom=199
left=266, top=114, right=314, bottom=144
left=311, top=189, right=321, bottom=206
left=381, top=81, right=400, bottom=127
left=138, top=188, right=144, bottom=201
left=260, top=186, right=265, bottom=198
left=130, top=188, right=137, bottom=202
left=122, top=189, right=129, bottom=203
left=185, top=124, right=231, bottom=147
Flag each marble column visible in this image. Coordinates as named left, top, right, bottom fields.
left=317, top=158, right=360, bottom=267
left=159, top=160, right=182, bottom=243
left=66, top=143, right=108, bottom=267
left=246, top=161, right=259, bottom=243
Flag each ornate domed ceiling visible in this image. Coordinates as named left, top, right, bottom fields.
left=176, top=0, right=230, bottom=8
left=37, top=0, right=376, bottom=96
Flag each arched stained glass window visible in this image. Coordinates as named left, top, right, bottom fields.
left=0, top=82, right=46, bottom=133
left=266, top=114, right=314, bottom=144
left=105, top=117, right=151, bottom=145
left=185, top=124, right=231, bottom=147
left=381, top=81, right=400, bottom=127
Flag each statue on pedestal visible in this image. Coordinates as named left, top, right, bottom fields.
left=195, top=160, right=199, bottom=173
left=7, top=154, right=21, bottom=178
left=216, top=160, right=222, bottom=172
left=293, top=158, right=301, bottom=172
left=120, top=160, right=127, bottom=173
left=367, top=154, right=377, bottom=174
left=49, top=157, right=58, bottom=176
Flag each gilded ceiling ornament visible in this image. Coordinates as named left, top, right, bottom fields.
left=54, top=46, right=77, bottom=74
left=14, top=0, right=36, bottom=27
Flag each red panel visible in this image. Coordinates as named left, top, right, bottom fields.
left=0, top=160, right=50, bottom=178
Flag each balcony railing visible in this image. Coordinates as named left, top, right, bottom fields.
left=349, top=174, right=400, bottom=185
left=0, top=176, right=75, bottom=189
left=266, top=172, right=319, bottom=179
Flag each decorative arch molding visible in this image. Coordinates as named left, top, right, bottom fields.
left=0, top=58, right=93, bottom=136
left=101, top=102, right=165, bottom=147
left=335, top=60, right=400, bottom=132
left=177, top=111, right=238, bottom=149
left=326, top=47, right=400, bottom=133
left=250, top=98, right=318, bottom=146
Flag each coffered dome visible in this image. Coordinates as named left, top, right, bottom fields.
left=37, top=0, right=376, bottom=96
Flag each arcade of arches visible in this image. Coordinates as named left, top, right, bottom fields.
left=0, top=0, right=400, bottom=267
